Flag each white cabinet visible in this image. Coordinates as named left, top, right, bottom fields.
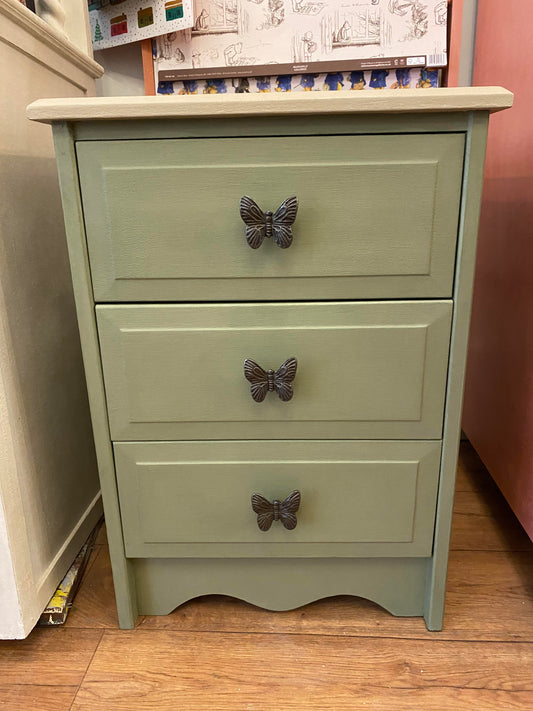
left=0, top=0, right=103, bottom=638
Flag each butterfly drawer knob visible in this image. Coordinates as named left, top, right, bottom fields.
left=251, top=490, right=301, bottom=531
left=240, top=195, right=298, bottom=249
left=244, top=357, right=297, bottom=402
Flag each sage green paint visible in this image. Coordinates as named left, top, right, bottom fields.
left=115, top=440, right=441, bottom=558
left=51, top=124, right=138, bottom=629
left=45, top=103, right=498, bottom=632
left=424, top=113, right=491, bottom=631
left=133, top=557, right=429, bottom=617
left=72, top=112, right=472, bottom=141
left=77, top=133, right=464, bottom=301
left=96, top=301, right=452, bottom=441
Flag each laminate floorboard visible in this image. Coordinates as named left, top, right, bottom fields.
left=65, top=547, right=120, bottom=630
left=452, top=447, right=533, bottom=552
left=137, top=549, right=533, bottom=642
left=0, top=684, right=79, bottom=711
left=0, top=628, right=103, bottom=710
left=70, top=631, right=533, bottom=711
left=2, top=442, right=532, bottom=710
left=0, top=628, right=103, bottom=685
left=450, top=489, right=533, bottom=551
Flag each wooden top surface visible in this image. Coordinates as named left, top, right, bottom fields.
left=27, top=87, right=513, bottom=123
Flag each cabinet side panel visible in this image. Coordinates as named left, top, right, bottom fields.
left=425, top=112, right=490, bottom=630
left=51, top=123, right=137, bottom=629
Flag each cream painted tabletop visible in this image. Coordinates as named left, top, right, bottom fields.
left=27, top=86, right=513, bottom=123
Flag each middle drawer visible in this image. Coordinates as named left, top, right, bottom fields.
left=97, top=301, right=452, bottom=440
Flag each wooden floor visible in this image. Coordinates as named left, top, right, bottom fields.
left=1, top=442, right=533, bottom=710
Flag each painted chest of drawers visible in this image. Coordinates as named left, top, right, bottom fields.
left=28, top=89, right=512, bottom=630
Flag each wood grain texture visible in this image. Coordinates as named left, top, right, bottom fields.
left=3, top=444, right=533, bottom=710
left=64, top=547, right=120, bottom=630
left=455, top=442, right=494, bottom=492
left=0, top=684, right=78, bottom=711
left=70, top=630, right=533, bottom=711
left=135, top=550, right=533, bottom=643
left=443, top=550, right=533, bottom=641
left=62, top=547, right=533, bottom=643
left=452, top=446, right=533, bottom=552
left=94, top=522, right=107, bottom=547
left=26, top=87, right=513, bottom=124
left=65, top=496, right=533, bottom=643
left=450, top=490, right=533, bottom=552
left=0, top=628, right=103, bottom=685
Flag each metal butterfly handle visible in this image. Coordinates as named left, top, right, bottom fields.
left=239, top=195, right=299, bottom=249
left=251, top=490, right=301, bottom=531
left=243, top=357, right=297, bottom=402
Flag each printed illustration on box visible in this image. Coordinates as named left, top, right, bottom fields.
left=155, top=0, right=447, bottom=82
left=157, top=66, right=440, bottom=94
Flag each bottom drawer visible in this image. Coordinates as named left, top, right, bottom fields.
left=115, top=440, right=441, bottom=558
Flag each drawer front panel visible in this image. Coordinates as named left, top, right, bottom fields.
left=115, top=440, right=442, bottom=558
left=77, top=133, right=464, bottom=301
left=97, top=301, right=452, bottom=441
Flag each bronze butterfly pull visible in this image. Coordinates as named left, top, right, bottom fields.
left=251, top=490, right=301, bottom=531
left=244, top=357, right=297, bottom=402
left=239, top=195, right=298, bottom=249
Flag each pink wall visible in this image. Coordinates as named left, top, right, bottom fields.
left=462, top=1, right=533, bottom=538
left=445, top=0, right=463, bottom=87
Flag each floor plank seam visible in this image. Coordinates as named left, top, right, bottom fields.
left=67, top=629, right=105, bottom=711
left=117, top=627, right=533, bottom=644
left=3, top=445, right=533, bottom=709
left=3, top=683, right=80, bottom=689
left=384, top=685, right=533, bottom=693
left=82, top=545, right=103, bottom=578
left=55, top=626, right=533, bottom=643
left=450, top=548, right=533, bottom=556
left=359, top=686, right=533, bottom=694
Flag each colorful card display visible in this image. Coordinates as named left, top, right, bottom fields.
left=89, top=0, right=193, bottom=50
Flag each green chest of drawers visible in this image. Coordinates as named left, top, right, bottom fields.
left=28, top=89, right=512, bottom=630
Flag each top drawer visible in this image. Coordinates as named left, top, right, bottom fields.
left=77, top=133, right=464, bottom=302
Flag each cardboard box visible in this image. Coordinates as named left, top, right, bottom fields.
left=156, top=67, right=440, bottom=94
left=156, top=0, right=448, bottom=83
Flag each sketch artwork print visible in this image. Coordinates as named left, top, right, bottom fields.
left=155, top=0, right=447, bottom=82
